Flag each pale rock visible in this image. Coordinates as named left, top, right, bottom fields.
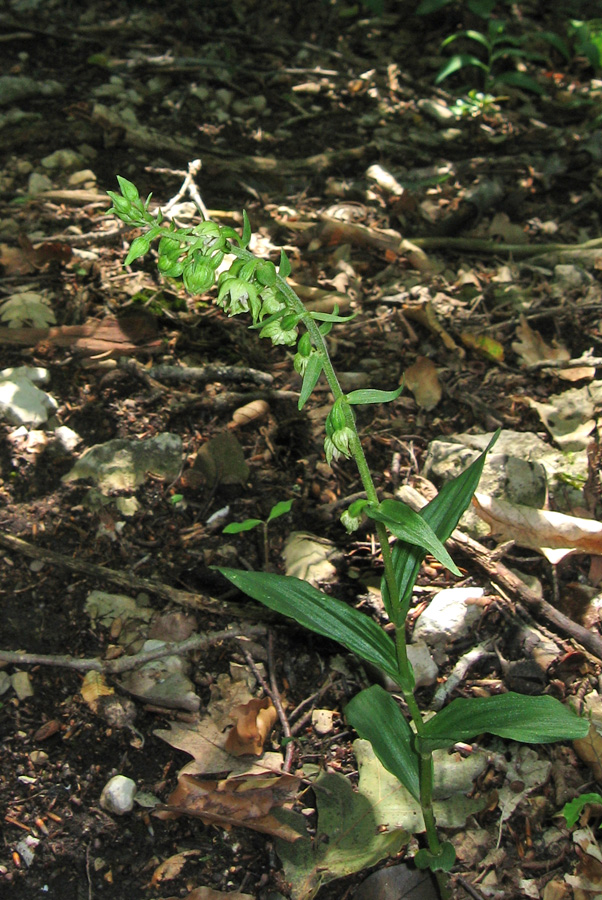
left=27, top=172, right=53, bottom=194
left=312, top=709, right=334, bottom=735
left=0, top=370, right=58, bottom=426
left=412, top=587, right=484, bottom=646
left=41, top=149, right=84, bottom=170
left=100, top=775, right=137, bottom=815
left=407, top=640, right=438, bottom=687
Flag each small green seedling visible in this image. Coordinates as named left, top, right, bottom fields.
left=562, top=792, right=602, bottom=828
left=223, top=499, right=295, bottom=567
left=108, top=177, right=588, bottom=898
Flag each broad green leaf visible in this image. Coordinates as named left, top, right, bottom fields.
left=298, top=353, right=323, bottom=409
left=382, top=431, right=499, bottom=622
left=217, top=568, right=400, bottom=682
left=267, top=498, right=295, bottom=522
left=435, top=54, right=488, bottom=83
left=346, top=386, right=404, bottom=405
left=346, top=685, right=420, bottom=801
left=366, top=500, right=461, bottom=575
left=222, top=518, right=262, bottom=534
left=562, top=793, right=602, bottom=828
left=419, top=693, right=588, bottom=752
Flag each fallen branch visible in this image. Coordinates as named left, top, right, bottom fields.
left=398, top=487, right=602, bottom=662
left=0, top=532, right=272, bottom=621
left=0, top=626, right=266, bottom=673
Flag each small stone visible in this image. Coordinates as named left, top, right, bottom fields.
left=68, top=169, right=97, bottom=186
left=100, top=775, right=136, bottom=814
left=27, top=172, right=53, bottom=194
left=312, top=709, right=334, bottom=735
left=413, top=587, right=483, bottom=646
left=29, top=750, right=49, bottom=767
left=41, top=149, right=84, bottom=170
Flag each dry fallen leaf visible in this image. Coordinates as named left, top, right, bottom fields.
left=473, top=493, right=602, bottom=564
left=155, top=772, right=301, bottom=842
left=225, top=697, right=278, bottom=757
left=80, top=671, right=114, bottom=711
left=229, top=399, right=270, bottom=429
left=573, top=723, right=602, bottom=782
left=512, top=315, right=594, bottom=382
left=150, top=850, right=203, bottom=886
left=404, top=356, right=442, bottom=410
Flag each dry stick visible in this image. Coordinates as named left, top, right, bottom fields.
left=449, top=528, right=602, bottom=662
left=0, top=531, right=272, bottom=621
left=398, top=490, right=602, bottom=662
left=0, top=627, right=266, bottom=673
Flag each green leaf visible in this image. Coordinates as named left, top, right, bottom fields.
left=415, top=842, right=456, bottom=873
left=419, top=693, right=589, bottom=752
left=216, top=568, right=400, bottom=682
left=492, top=71, right=544, bottom=94
left=279, top=249, right=291, bottom=279
left=442, top=29, right=491, bottom=50
left=308, top=310, right=357, bottom=324
left=435, top=54, right=489, bottom=83
left=366, top=500, right=461, bottom=576
left=298, top=353, right=323, bottom=410
left=346, top=386, right=404, bottom=405
left=241, top=210, right=252, bottom=248
left=382, top=431, right=499, bottom=622
left=116, top=175, right=140, bottom=203
left=222, top=518, right=263, bottom=534
left=562, top=793, right=602, bottom=828
left=267, top=498, right=295, bottom=522
left=346, top=685, right=420, bottom=801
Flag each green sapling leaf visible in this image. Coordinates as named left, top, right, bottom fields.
left=346, top=386, right=404, bottom=405
left=267, top=499, right=295, bottom=522
left=223, top=518, right=263, bottom=534
left=419, top=693, right=588, bottom=753
left=562, top=793, right=602, bottom=828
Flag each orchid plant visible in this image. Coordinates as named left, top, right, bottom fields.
left=108, top=177, right=588, bottom=898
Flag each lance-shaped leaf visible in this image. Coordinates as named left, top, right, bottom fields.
left=346, top=685, right=420, bottom=801
left=346, top=386, right=404, bottom=405
left=419, top=693, right=588, bottom=753
left=298, top=354, right=323, bottom=409
left=382, top=431, right=499, bottom=623
left=217, top=568, right=400, bottom=683
left=366, top=500, right=460, bottom=575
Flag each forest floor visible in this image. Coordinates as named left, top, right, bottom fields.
left=2, top=1, right=602, bottom=899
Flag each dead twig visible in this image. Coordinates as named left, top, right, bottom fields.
left=0, top=626, right=266, bottom=673
left=0, top=531, right=271, bottom=621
